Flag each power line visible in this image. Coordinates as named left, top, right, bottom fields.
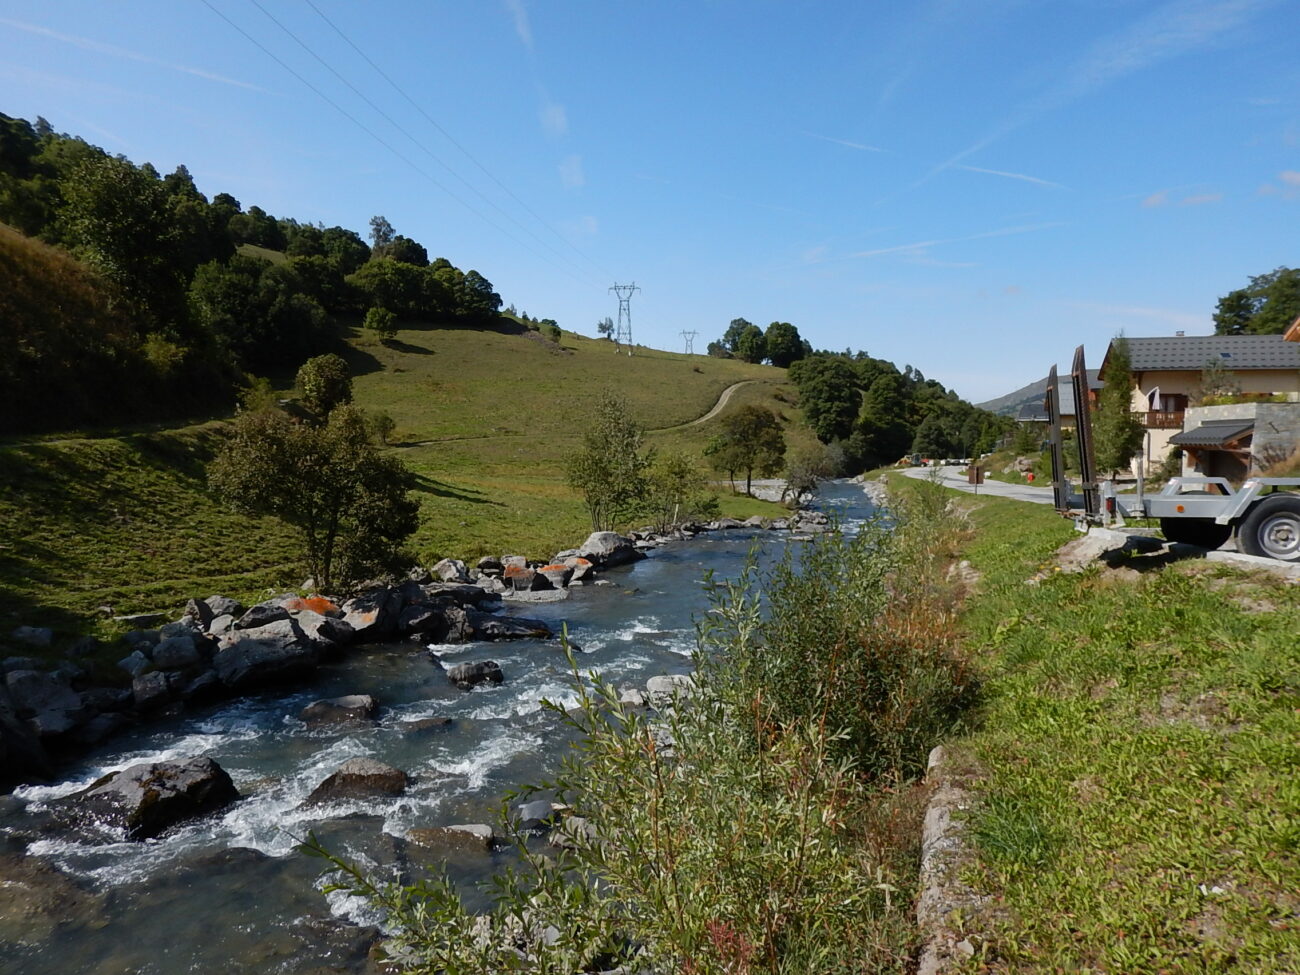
left=199, top=0, right=598, bottom=289
left=249, top=0, right=603, bottom=287
left=300, top=0, right=613, bottom=282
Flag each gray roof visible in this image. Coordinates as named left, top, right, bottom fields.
left=1169, top=419, right=1254, bottom=448
left=1123, top=335, right=1300, bottom=372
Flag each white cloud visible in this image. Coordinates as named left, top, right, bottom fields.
left=540, top=101, right=568, bottom=138
left=1281, top=170, right=1300, bottom=186
left=559, top=154, right=585, bottom=189
left=0, top=17, right=267, bottom=91
left=801, top=244, right=830, bottom=264
left=560, top=215, right=598, bottom=237
left=1179, top=192, right=1222, bottom=206
left=503, top=0, right=533, bottom=49
left=1142, top=190, right=1170, bottom=207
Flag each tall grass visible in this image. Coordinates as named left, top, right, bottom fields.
left=304, top=481, right=974, bottom=973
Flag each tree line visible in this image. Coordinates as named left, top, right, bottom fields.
left=0, top=112, right=501, bottom=432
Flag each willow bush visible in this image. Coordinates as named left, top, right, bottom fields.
left=304, top=479, right=974, bottom=973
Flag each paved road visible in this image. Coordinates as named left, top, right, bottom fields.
left=899, top=464, right=1058, bottom=504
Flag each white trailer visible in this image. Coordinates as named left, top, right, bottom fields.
left=1047, top=347, right=1300, bottom=562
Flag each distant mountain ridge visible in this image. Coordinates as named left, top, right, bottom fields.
left=976, top=369, right=1100, bottom=417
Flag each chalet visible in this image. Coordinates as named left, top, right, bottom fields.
left=1099, top=334, right=1300, bottom=477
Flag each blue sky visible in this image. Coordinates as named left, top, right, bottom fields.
left=2, top=0, right=1297, bottom=401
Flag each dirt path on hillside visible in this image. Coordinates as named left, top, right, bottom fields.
left=653, top=380, right=758, bottom=431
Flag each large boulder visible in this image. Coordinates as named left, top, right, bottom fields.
left=151, top=634, right=204, bottom=671
left=66, top=757, right=240, bottom=840
left=0, top=682, right=52, bottom=785
left=576, top=532, right=645, bottom=568
left=5, top=669, right=88, bottom=737
left=213, top=618, right=318, bottom=690
left=298, top=694, right=378, bottom=726
left=502, top=565, right=542, bottom=591
left=537, top=564, right=573, bottom=589
left=204, top=595, right=245, bottom=619
left=447, top=660, right=504, bottom=689
left=233, top=602, right=290, bottom=630
left=341, top=588, right=404, bottom=643
left=132, top=670, right=180, bottom=710
left=293, top=610, right=356, bottom=651
left=305, top=757, right=409, bottom=805
left=562, top=556, right=594, bottom=582
left=465, top=610, right=552, bottom=641
left=433, top=558, right=471, bottom=583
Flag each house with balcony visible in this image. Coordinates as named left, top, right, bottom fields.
left=1099, top=333, right=1300, bottom=476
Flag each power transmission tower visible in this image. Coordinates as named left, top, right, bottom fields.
left=680, top=330, right=698, bottom=355
left=609, top=282, right=639, bottom=355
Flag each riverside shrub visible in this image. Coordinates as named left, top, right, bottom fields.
left=303, top=482, right=969, bottom=972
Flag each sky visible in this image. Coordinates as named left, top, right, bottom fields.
left=2, top=0, right=1298, bottom=402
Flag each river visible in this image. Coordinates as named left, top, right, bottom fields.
left=1, top=481, right=879, bottom=974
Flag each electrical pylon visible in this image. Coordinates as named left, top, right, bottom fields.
left=609, top=282, right=639, bottom=355
left=680, top=330, right=698, bottom=354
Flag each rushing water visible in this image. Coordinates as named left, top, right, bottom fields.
left=1, top=482, right=878, bottom=974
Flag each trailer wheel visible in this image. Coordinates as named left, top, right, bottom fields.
left=1159, top=517, right=1231, bottom=550
left=1237, top=494, right=1300, bottom=562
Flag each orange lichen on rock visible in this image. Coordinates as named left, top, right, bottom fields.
left=284, top=595, right=340, bottom=616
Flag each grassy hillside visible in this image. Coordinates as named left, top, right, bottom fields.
left=1, top=313, right=804, bottom=643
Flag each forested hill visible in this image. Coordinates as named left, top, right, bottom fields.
left=0, top=111, right=502, bottom=434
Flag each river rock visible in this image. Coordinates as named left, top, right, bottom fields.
left=549, top=815, right=597, bottom=850
left=66, top=711, right=130, bottom=747
left=214, top=618, right=318, bottom=690
left=576, top=531, right=644, bottom=568
left=67, top=757, right=240, bottom=840
left=0, top=683, right=52, bottom=785
left=398, top=602, right=448, bottom=637
left=305, top=757, right=409, bottom=805
left=424, top=582, right=501, bottom=607
left=81, top=686, right=134, bottom=712
left=537, top=564, right=573, bottom=588
left=151, top=634, right=203, bottom=671
left=406, top=823, right=498, bottom=854
left=341, top=587, right=403, bottom=642
left=433, top=558, right=471, bottom=583
left=466, top=610, right=552, bottom=640
left=299, top=694, right=377, bottom=725
left=294, top=610, right=355, bottom=651
left=400, top=716, right=454, bottom=735
left=646, top=674, right=695, bottom=708
left=1, top=656, right=44, bottom=674
left=563, top=556, right=594, bottom=582
left=476, top=556, right=504, bottom=577
left=182, top=597, right=215, bottom=629
left=181, top=669, right=223, bottom=704
left=513, top=799, right=560, bottom=832
left=501, top=555, right=528, bottom=571
left=206, top=614, right=235, bottom=637
left=9, top=625, right=53, bottom=648
left=5, top=669, right=88, bottom=736
left=503, top=565, right=541, bottom=591
left=132, top=670, right=178, bottom=710
left=447, top=660, right=503, bottom=689
left=205, top=595, right=245, bottom=619
left=234, top=602, right=290, bottom=630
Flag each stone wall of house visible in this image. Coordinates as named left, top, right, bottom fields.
left=1178, top=403, right=1300, bottom=475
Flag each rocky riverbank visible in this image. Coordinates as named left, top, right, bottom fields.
left=2, top=514, right=831, bottom=794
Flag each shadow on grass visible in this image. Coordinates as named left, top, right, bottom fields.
left=381, top=338, right=436, bottom=356
left=408, top=472, right=500, bottom=506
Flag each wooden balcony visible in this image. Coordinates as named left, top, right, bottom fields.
left=1142, top=410, right=1185, bottom=429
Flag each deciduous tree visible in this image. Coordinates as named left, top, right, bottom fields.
left=296, top=353, right=352, bottom=418
left=706, top=405, right=786, bottom=495
left=567, top=391, right=655, bottom=531
left=209, top=405, right=418, bottom=593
